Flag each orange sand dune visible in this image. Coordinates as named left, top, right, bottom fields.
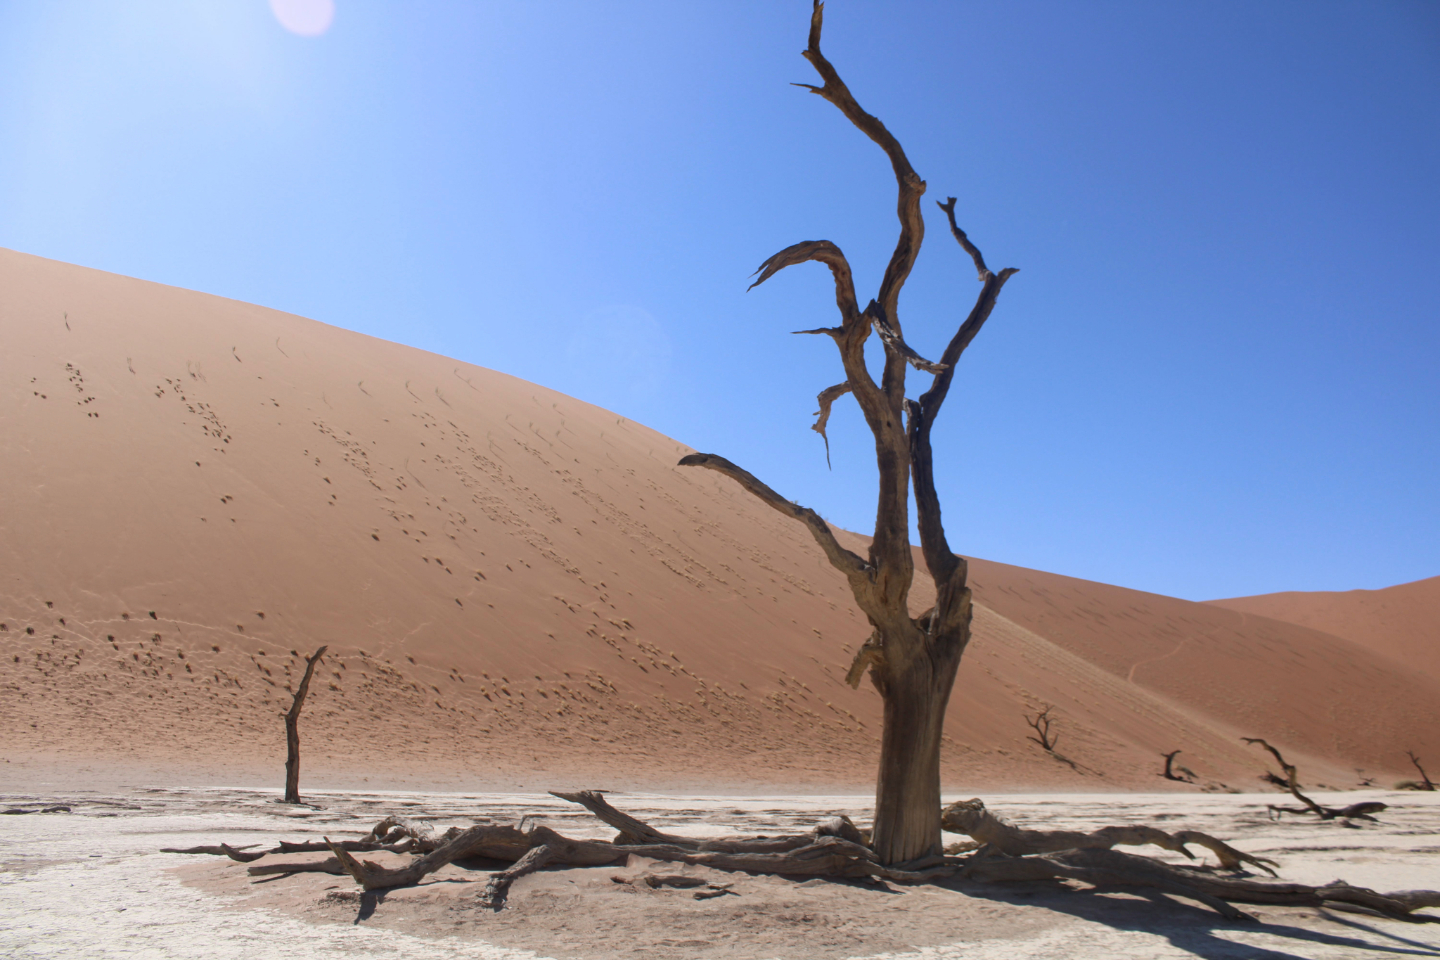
left=1208, top=577, right=1440, bottom=684
left=3, top=248, right=1436, bottom=793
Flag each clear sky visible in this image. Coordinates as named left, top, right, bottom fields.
left=3, top=1, right=1437, bottom=601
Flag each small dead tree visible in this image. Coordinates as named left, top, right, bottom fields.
left=1161, top=749, right=1192, bottom=783
left=1243, top=738, right=1386, bottom=821
left=283, top=645, right=328, bottom=804
left=1024, top=705, right=1058, bottom=752
left=679, top=0, right=1018, bottom=867
left=1403, top=750, right=1436, bottom=791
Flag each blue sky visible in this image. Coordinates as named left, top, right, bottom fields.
left=3, top=1, right=1437, bottom=600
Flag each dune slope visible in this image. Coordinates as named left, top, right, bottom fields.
left=3, top=248, right=1436, bottom=792
left=1209, top=578, right=1440, bottom=684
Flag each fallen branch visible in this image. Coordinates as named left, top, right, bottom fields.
left=1244, top=738, right=1388, bottom=820
left=248, top=857, right=345, bottom=877
left=942, top=798, right=1279, bottom=876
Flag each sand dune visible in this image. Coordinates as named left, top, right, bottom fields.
left=1209, top=577, right=1440, bottom=684
left=2, top=248, right=1436, bottom=793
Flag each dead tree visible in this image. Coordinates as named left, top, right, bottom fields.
left=1404, top=751, right=1436, bottom=791
left=1243, top=738, right=1387, bottom=821
left=1161, top=750, right=1191, bottom=783
left=679, top=0, right=1018, bottom=867
left=283, top=645, right=328, bottom=804
left=1024, top=705, right=1058, bottom=752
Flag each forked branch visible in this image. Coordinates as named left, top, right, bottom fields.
left=907, top=201, right=1019, bottom=586
left=1024, top=705, right=1058, bottom=752
left=797, top=0, right=925, bottom=343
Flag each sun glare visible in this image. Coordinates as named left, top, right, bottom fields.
left=269, top=0, right=335, bottom=37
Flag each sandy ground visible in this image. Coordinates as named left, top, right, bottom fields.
left=2, top=785, right=1437, bottom=959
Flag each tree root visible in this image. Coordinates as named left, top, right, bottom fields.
left=172, top=792, right=1439, bottom=922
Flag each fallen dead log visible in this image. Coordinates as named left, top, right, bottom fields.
left=160, top=844, right=263, bottom=858
left=942, top=798, right=1280, bottom=875
left=1244, top=738, right=1388, bottom=821
left=248, top=857, right=346, bottom=877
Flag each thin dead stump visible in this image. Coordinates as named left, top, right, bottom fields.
left=1162, top=750, right=1193, bottom=783
left=1243, top=738, right=1388, bottom=821
left=1403, top=751, right=1436, bottom=791
left=283, top=645, right=327, bottom=805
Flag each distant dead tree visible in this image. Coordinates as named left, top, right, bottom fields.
left=1024, top=706, right=1058, bottom=752
left=1243, top=737, right=1386, bottom=821
left=283, top=645, right=328, bottom=804
left=1401, top=750, right=1436, bottom=791
left=1161, top=749, right=1192, bottom=783
left=679, top=1, right=1018, bottom=866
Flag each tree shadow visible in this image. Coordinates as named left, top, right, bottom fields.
left=355, top=890, right=385, bottom=923
left=941, top=878, right=1440, bottom=960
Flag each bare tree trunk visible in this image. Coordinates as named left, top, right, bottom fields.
left=283, top=645, right=328, bottom=804
left=869, top=628, right=965, bottom=864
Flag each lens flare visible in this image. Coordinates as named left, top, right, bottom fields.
left=269, top=0, right=335, bottom=37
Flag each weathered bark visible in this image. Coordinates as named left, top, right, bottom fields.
left=283, top=645, right=327, bottom=804
left=1244, top=738, right=1388, bottom=820
left=942, top=798, right=1279, bottom=875
left=870, top=632, right=964, bottom=865
left=678, top=0, right=1016, bottom=867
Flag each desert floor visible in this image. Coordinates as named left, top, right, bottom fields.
left=1, top=783, right=1436, bottom=959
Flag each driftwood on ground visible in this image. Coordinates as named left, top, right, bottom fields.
left=1244, top=738, right=1388, bottom=820
left=170, top=791, right=1440, bottom=922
